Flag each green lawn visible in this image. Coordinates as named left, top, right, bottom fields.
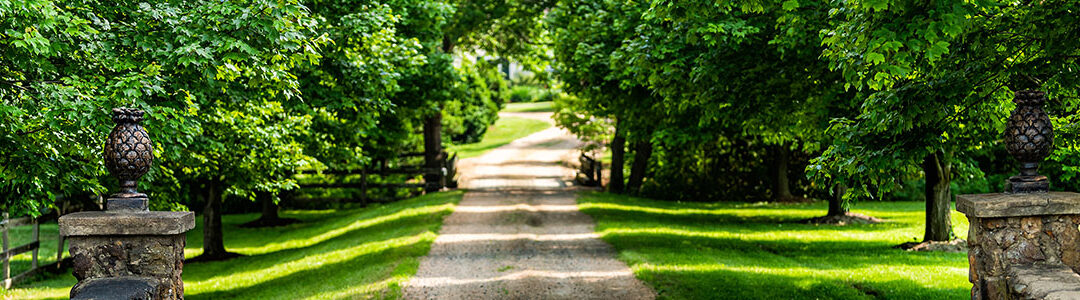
left=502, top=101, right=555, bottom=113
left=1, top=191, right=462, bottom=300
left=0, top=220, right=69, bottom=285
left=449, top=116, right=551, bottom=159
left=577, top=192, right=970, bottom=300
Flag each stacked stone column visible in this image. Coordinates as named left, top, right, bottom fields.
left=58, top=108, right=195, bottom=299
left=958, top=193, right=1080, bottom=299
left=958, top=90, right=1080, bottom=299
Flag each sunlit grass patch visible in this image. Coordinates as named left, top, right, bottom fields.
left=1, top=191, right=462, bottom=300
left=449, top=116, right=551, bottom=159
left=502, top=101, right=555, bottom=113
left=578, top=192, right=969, bottom=300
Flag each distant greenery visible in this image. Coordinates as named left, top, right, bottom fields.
left=503, top=101, right=555, bottom=113
left=449, top=116, right=551, bottom=159
left=0, top=191, right=462, bottom=300
left=578, top=192, right=970, bottom=300
left=549, top=0, right=1080, bottom=244
left=1, top=0, right=555, bottom=261
left=507, top=85, right=558, bottom=103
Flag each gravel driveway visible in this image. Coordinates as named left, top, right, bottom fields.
left=404, top=112, right=655, bottom=300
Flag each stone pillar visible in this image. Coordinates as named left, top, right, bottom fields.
left=957, top=192, right=1080, bottom=299
left=957, top=90, right=1080, bottom=299
left=60, top=212, right=194, bottom=299
left=58, top=108, right=195, bottom=299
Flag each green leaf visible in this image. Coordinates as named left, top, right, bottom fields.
left=866, top=52, right=885, bottom=64
left=782, top=0, right=799, bottom=11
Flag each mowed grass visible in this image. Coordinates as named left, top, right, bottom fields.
left=449, top=116, right=551, bottom=159
left=578, top=192, right=970, bottom=300
left=2, top=191, right=462, bottom=300
left=502, top=101, right=554, bottom=113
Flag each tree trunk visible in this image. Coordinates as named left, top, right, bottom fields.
left=828, top=184, right=848, bottom=217
left=923, top=150, right=954, bottom=242
left=772, top=145, right=793, bottom=201
left=609, top=119, right=626, bottom=193
left=259, top=192, right=279, bottom=222
left=424, top=113, right=443, bottom=192
left=626, top=139, right=653, bottom=193
left=442, top=36, right=455, bottom=53
left=241, top=191, right=299, bottom=228
left=202, top=180, right=228, bottom=258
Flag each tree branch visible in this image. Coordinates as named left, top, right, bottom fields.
left=16, top=127, right=47, bottom=136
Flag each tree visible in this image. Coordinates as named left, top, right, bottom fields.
left=0, top=1, right=327, bottom=259
left=599, top=0, right=857, bottom=204
left=548, top=0, right=662, bottom=194
left=813, top=0, right=1080, bottom=243
left=0, top=0, right=200, bottom=216
left=80, top=0, right=325, bottom=260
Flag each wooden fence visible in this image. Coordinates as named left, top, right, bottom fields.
left=0, top=212, right=64, bottom=289
left=296, top=152, right=457, bottom=205
left=576, top=153, right=603, bottom=187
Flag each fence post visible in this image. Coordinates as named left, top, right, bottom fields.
left=56, top=233, right=64, bottom=270
left=423, top=114, right=444, bottom=193
left=56, top=200, right=65, bottom=270
left=31, top=219, right=39, bottom=270
left=596, top=159, right=604, bottom=188
left=3, top=212, right=9, bottom=288
left=360, top=169, right=369, bottom=206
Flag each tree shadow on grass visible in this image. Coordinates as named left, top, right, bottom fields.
left=183, top=211, right=442, bottom=281
left=636, top=265, right=967, bottom=299
left=579, top=205, right=908, bottom=232
left=599, top=230, right=964, bottom=270
left=187, top=236, right=429, bottom=300
left=0, top=272, right=77, bottom=300
left=578, top=192, right=969, bottom=299
left=186, top=193, right=458, bottom=255
left=180, top=192, right=460, bottom=299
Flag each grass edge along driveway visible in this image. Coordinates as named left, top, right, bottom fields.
left=2, top=191, right=463, bottom=300
left=449, top=116, right=551, bottom=159
left=577, top=191, right=970, bottom=300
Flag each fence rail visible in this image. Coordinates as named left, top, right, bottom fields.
left=296, top=152, right=457, bottom=206
left=1, top=212, right=64, bottom=289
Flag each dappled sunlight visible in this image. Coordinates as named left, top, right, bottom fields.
left=189, top=202, right=455, bottom=257
left=438, top=232, right=598, bottom=243
left=186, top=233, right=432, bottom=295
left=449, top=116, right=553, bottom=159
left=455, top=203, right=579, bottom=213
left=228, top=203, right=453, bottom=254
left=599, top=226, right=893, bottom=244
left=0, top=192, right=462, bottom=300
left=598, top=215, right=967, bottom=245
left=177, top=192, right=462, bottom=299
left=633, top=262, right=966, bottom=287
left=300, top=276, right=406, bottom=300
left=410, top=270, right=636, bottom=288
left=579, top=192, right=972, bottom=299
left=406, top=188, right=652, bottom=298
left=0, top=279, right=72, bottom=300
left=465, top=178, right=571, bottom=189
left=582, top=194, right=970, bottom=242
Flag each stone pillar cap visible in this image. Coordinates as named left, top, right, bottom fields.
left=59, top=211, right=195, bottom=236
left=957, top=192, right=1080, bottom=218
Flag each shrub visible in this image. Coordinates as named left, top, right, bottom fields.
left=509, top=85, right=539, bottom=103
left=444, top=59, right=507, bottom=144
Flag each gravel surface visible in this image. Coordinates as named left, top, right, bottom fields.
left=404, top=112, right=655, bottom=300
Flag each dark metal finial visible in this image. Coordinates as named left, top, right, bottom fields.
left=1004, top=90, right=1053, bottom=193
left=103, top=107, right=153, bottom=211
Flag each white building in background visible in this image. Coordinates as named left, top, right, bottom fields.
left=452, top=48, right=533, bottom=83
